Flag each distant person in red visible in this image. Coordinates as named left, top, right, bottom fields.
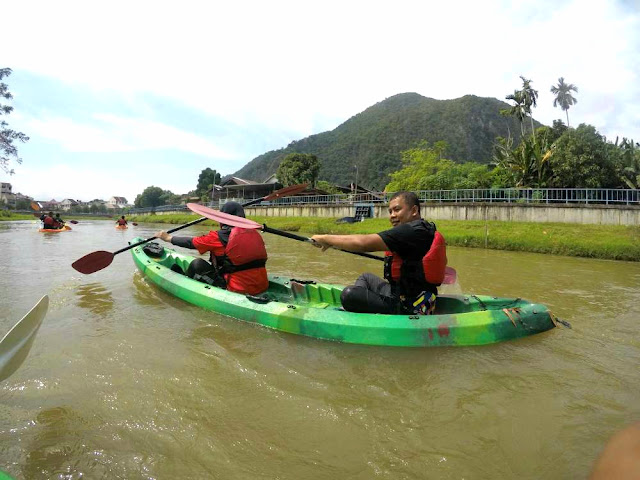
left=116, top=216, right=128, bottom=226
left=153, top=201, right=269, bottom=295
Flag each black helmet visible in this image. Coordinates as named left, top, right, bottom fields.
left=220, top=201, right=245, bottom=218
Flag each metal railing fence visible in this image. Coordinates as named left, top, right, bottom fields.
left=128, top=188, right=640, bottom=214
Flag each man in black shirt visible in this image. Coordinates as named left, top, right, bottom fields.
left=311, top=191, right=443, bottom=314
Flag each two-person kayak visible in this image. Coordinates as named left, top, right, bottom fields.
left=38, top=225, right=72, bottom=233
left=129, top=238, right=557, bottom=347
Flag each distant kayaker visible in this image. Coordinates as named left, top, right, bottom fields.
left=116, top=216, right=128, bottom=226
left=42, top=212, right=57, bottom=230
left=311, top=191, right=447, bottom=315
left=153, top=201, right=268, bottom=295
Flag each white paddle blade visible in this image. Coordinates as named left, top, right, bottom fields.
left=0, top=295, right=49, bottom=382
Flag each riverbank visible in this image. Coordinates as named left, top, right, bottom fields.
left=127, top=213, right=640, bottom=262
left=0, top=213, right=124, bottom=222
left=0, top=212, right=35, bottom=221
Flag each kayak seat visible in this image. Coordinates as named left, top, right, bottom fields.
left=290, top=280, right=342, bottom=307
left=433, top=295, right=473, bottom=315
left=171, top=264, right=185, bottom=274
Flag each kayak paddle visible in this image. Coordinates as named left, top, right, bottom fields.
left=132, top=222, right=138, bottom=226
left=186, top=205, right=458, bottom=284
left=70, top=220, right=79, bottom=224
left=71, top=183, right=309, bottom=274
left=30, top=201, right=40, bottom=211
left=261, top=223, right=457, bottom=284
left=0, top=295, right=49, bottom=382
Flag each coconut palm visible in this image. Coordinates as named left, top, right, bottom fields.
left=618, top=138, right=640, bottom=188
left=500, top=91, right=527, bottom=137
left=518, top=76, right=539, bottom=139
left=550, top=77, right=578, bottom=127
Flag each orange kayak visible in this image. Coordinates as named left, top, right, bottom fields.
left=39, top=225, right=72, bottom=233
left=115, top=224, right=128, bottom=230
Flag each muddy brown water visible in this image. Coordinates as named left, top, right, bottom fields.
left=1, top=219, right=639, bottom=479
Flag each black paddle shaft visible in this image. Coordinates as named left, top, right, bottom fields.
left=113, top=216, right=208, bottom=255
left=261, top=225, right=384, bottom=262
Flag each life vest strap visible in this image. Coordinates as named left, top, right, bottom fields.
left=220, top=258, right=267, bottom=274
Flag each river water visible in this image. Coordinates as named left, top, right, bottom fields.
left=1, top=219, right=639, bottom=479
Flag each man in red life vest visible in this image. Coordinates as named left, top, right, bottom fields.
left=116, top=216, right=128, bottom=226
left=153, top=201, right=268, bottom=296
left=311, top=191, right=446, bottom=315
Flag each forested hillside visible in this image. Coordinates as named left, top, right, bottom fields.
left=233, top=93, right=542, bottom=189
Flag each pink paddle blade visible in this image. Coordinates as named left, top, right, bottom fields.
left=186, top=203, right=261, bottom=229
left=443, top=266, right=457, bottom=284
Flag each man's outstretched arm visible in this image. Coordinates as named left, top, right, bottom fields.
left=310, top=234, right=388, bottom=253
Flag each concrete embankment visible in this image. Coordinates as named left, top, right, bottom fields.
left=241, top=203, right=640, bottom=226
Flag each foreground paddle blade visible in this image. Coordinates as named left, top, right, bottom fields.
left=443, top=266, right=457, bottom=285
left=71, top=250, right=115, bottom=274
left=0, top=295, right=49, bottom=382
left=186, top=203, right=262, bottom=229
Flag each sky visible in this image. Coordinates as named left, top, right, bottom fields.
left=2, top=0, right=639, bottom=203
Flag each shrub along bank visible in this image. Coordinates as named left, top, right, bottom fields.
left=128, top=214, right=640, bottom=262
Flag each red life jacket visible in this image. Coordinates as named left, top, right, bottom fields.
left=117, top=218, right=127, bottom=225
left=43, top=216, right=56, bottom=228
left=215, top=228, right=268, bottom=295
left=383, top=231, right=447, bottom=299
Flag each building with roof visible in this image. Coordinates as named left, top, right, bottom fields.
left=107, top=196, right=129, bottom=209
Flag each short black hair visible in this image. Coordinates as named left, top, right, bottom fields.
left=389, top=191, right=420, bottom=214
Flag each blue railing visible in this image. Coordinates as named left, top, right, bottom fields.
left=128, top=188, right=640, bottom=214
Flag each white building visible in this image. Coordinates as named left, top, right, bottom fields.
left=59, top=198, right=80, bottom=211
left=107, top=196, right=129, bottom=209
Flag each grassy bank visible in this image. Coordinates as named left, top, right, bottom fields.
left=127, top=214, right=640, bottom=262
left=0, top=212, right=36, bottom=221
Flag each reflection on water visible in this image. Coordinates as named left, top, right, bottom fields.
left=23, top=406, right=89, bottom=479
left=75, top=283, right=114, bottom=315
left=131, top=271, right=164, bottom=305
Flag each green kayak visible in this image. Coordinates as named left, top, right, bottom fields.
left=130, top=238, right=557, bottom=347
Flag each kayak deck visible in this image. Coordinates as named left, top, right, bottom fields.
left=130, top=238, right=557, bottom=347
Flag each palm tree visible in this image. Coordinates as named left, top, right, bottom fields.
left=500, top=91, right=527, bottom=137
left=518, top=76, right=539, bottom=139
left=550, top=77, right=578, bottom=127
left=618, top=138, right=640, bottom=188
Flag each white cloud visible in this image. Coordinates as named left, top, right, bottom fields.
left=8, top=162, right=200, bottom=204
left=24, top=114, right=238, bottom=158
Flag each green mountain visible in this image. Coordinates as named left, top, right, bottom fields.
left=232, top=93, right=542, bottom=189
